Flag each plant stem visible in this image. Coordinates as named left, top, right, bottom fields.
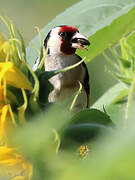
left=125, top=73, right=135, bottom=121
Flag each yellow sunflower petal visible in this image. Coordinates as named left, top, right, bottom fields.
left=0, top=61, right=13, bottom=84
left=12, top=176, right=26, bottom=180
left=0, top=62, right=33, bottom=90
left=0, top=86, right=4, bottom=101
left=0, top=145, right=33, bottom=180
left=0, top=36, right=3, bottom=47
left=0, top=104, right=15, bottom=142
left=0, top=146, right=16, bottom=162
left=0, top=105, right=8, bottom=139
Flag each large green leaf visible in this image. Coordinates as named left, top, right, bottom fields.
left=59, top=121, right=135, bottom=180
left=60, top=108, right=113, bottom=149
left=27, top=0, right=135, bottom=67
left=69, top=108, right=112, bottom=125
left=92, top=83, right=128, bottom=110
left=105, top=104, right=126, bottom=124
left=78, top=4, right=135, bottom=62
left=126, top=31, right=135, bottom=55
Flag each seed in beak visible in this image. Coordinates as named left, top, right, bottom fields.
left=72, top=38, right=90, bottom=51
left=77, top=38, right=90, bottom=46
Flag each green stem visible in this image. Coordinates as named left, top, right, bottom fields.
left=35, top=27, right=43, bottom=62
left=52, top=128, right=61, bottom=154
left=55, top=57, right=86, bottom=74
left=102, top=52, right=119, bottom=71
left=125, top=73, right=135, bottom=120
left=70, top=81, right=82, bottom=111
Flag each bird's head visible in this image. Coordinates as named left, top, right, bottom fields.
left=44, top=25, right=90, bottom=55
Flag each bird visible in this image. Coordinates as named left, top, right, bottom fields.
left=33, top=25, right=90, bottom=112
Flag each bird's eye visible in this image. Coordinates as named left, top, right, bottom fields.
left=59, top=31, right=66, bottom=37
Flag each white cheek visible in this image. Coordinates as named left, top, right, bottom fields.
left=48, top=28, right=62, bottom=54
left=48, top=36, right=61, bottom=50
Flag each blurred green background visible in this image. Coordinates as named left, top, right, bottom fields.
left=0, top=0, right=79, bottom=43
left=0, top=0, right=117, bottom=104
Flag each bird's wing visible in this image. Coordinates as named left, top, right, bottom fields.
left=82, top=61, right=90, bottom=107
left=75, top=54, right=90, bottom=107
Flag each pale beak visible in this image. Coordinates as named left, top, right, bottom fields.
left=71, top=32, right=90, bottom=51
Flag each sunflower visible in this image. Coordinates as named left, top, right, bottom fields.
left=0, top=30, right=33, bottom=180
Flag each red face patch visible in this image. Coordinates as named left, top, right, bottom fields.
left=58, top=26, right=79, bottom=55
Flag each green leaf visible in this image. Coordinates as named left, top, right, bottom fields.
left=38, top=71, right=53, bottom=106
left=92, top=83, right=128, bottom=109
left=111, top=72, right=132, bottom=85
left=18, top=89, right=28, bottom=124
left=26, top=0, right=135, bottom=67
left=111, top=89, right=129, bottom=104
left=59, top=122, right=135, bottom=180
left=6, top=88, right=19, bottom=105
left=25, top=63, right=41, bottom=113
left=118, top=57, right=131, bottom=69
left=10, top=105, right=73, bottom=156
left=15, top=27, right=26, bottom=61
left=120, top=38, right=131, bottom=61
left=61, top=123, right=111, bottom=149
left=105, top=104, right=126, bottom=124
left=125, top=73, right=135, bottom=120
left=70, top=108, right=112, bottom=125
left=60, top=109, right=113, bottom=148
left=78, top=3, right=135, bottom=62
left=126, top=31, right=135, bottom=56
